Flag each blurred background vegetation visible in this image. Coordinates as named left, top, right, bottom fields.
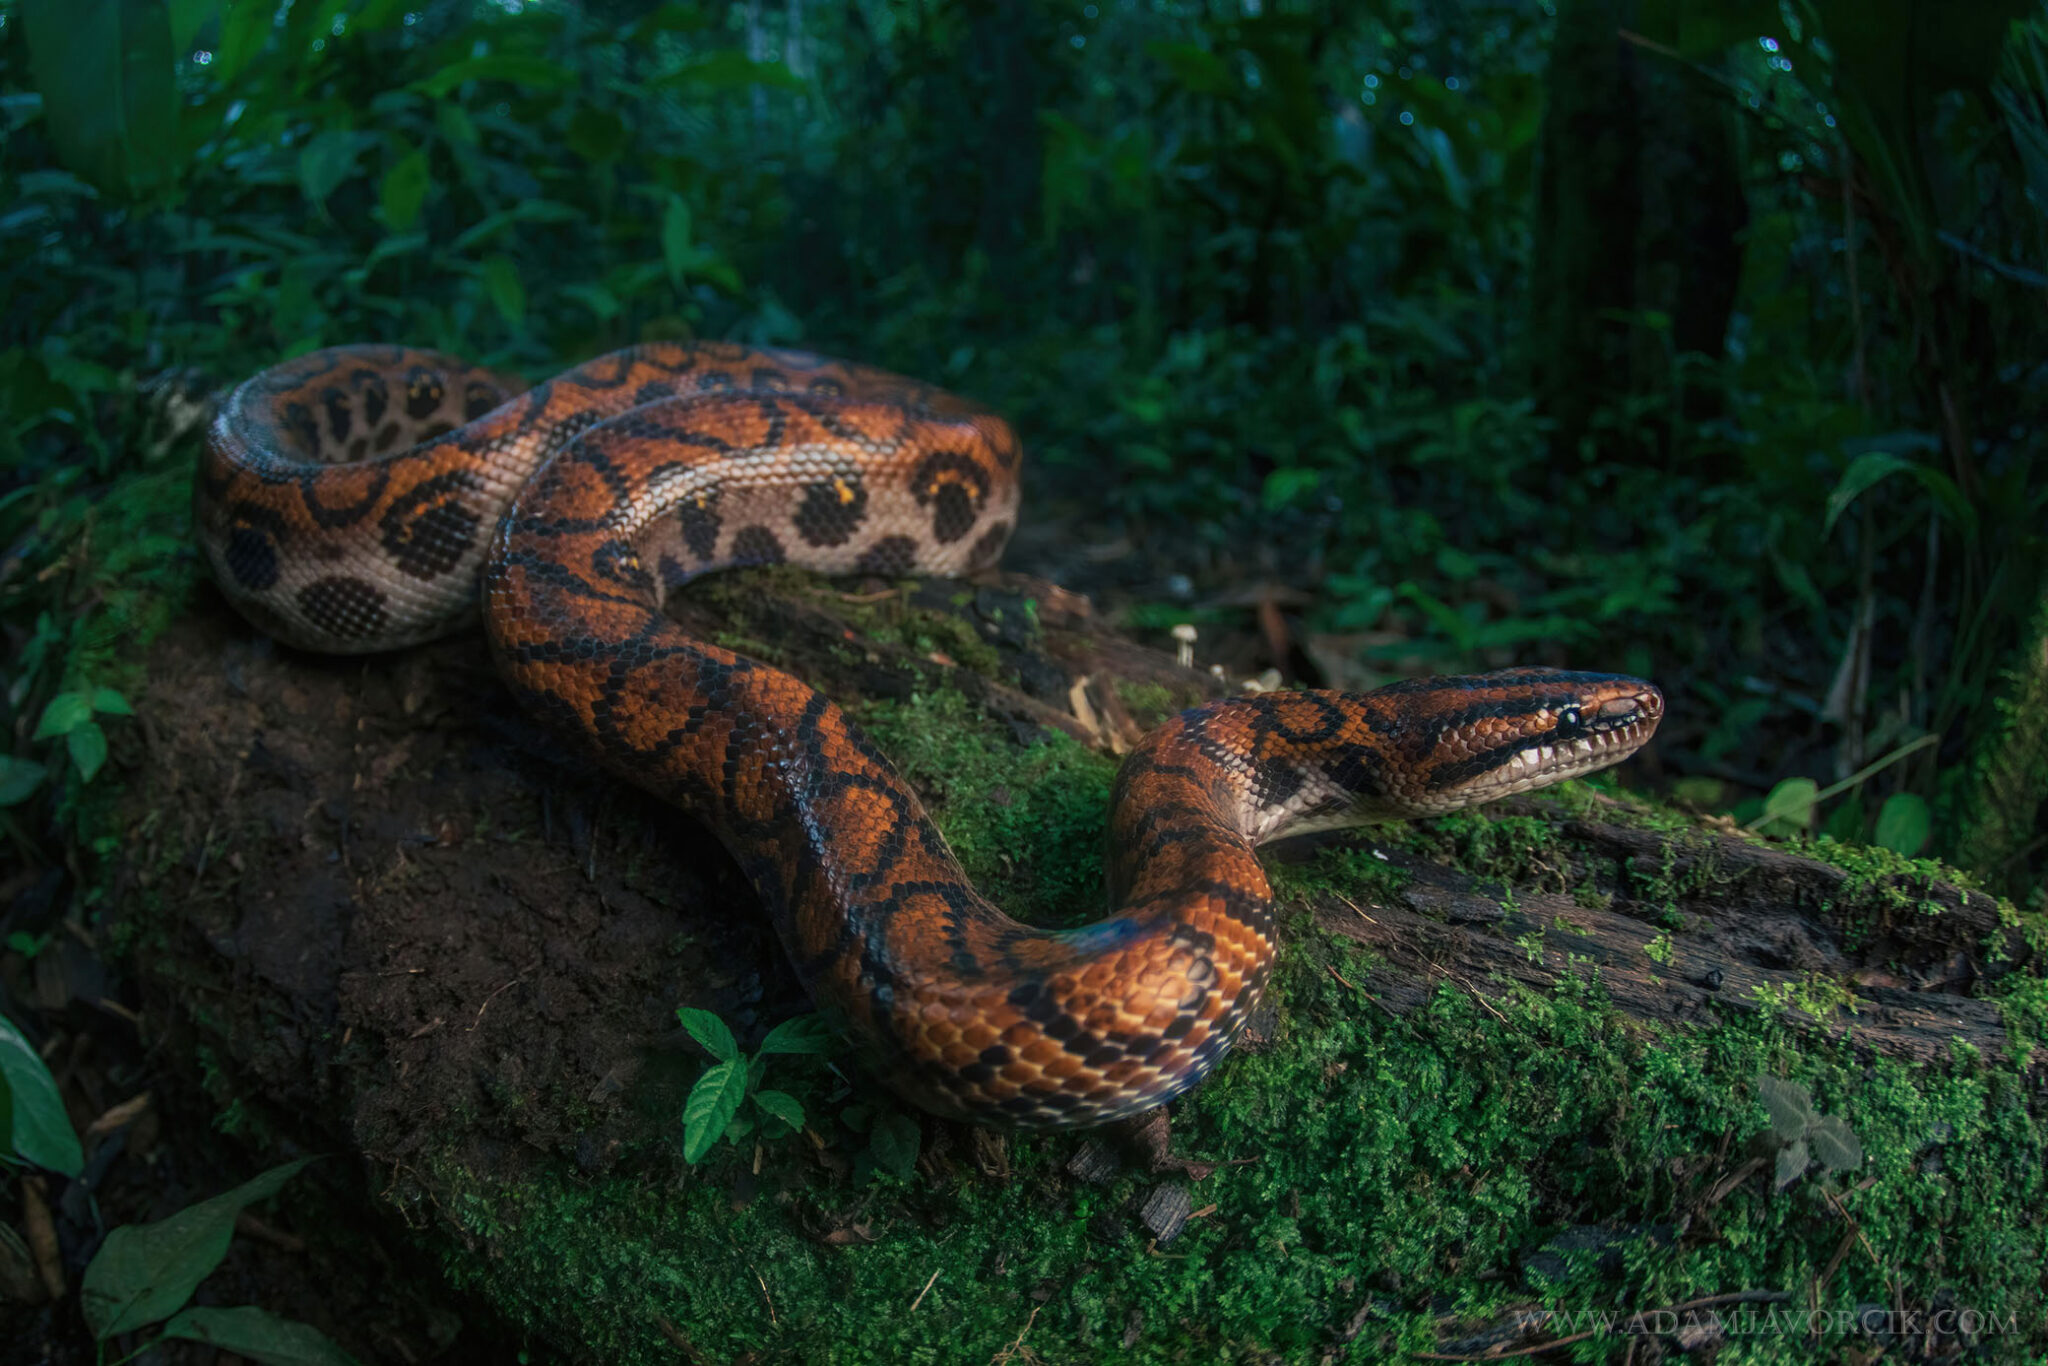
left=2, top=0, right=2046, bottom=902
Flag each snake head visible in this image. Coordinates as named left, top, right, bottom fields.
left=1386, top=666, right=1664, bottom=813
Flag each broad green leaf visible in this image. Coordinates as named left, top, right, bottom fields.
left=565, top=106, right=627, bottom=164
left=435, top=101, right=479, bottom=146
left=1761, top=777, right=1819, bottom=830
left=411, top=54, right=575, bottom=100
left=166, top=0, right=217, bottom=52
left=481, top=255, right=525, bottom=326
left=1874, top=792, right=1931, bottom=856
left=33, top=692, right=91, bottom=740
left=0, top=757, right=47, bottom=807
left=447, top=199, right=579, bottom=254
left=164, top=1306, right=361, bottom=1366
left=67, top=721, right=108, bottom=783
left=1774, top=1138, right=1810, bottom=1190
left=379, top=148, right=430, bottom=232
left=1262, top=466, right=1322, bottom=512
left=1809, top=1114, right=1865, bottom=1171
left=350, top=0, right=410, bottom=34
left=654, top=50, right=804, bottom=93
left=661, top=196, right=693, bottom=288
left=1757, top=1074, right=1813, bottom=1142
left=1823, top=447, right=1978, bottom=540
left=629, top=3, right=712, bottom=44
left=89, top=688, right=132, bottom=716
left=868, top=1111, right=920, bottom=1180
left=1633, top=0, right=1779, bottom=58
left=1148, top=42, right=1233, bottom=96
left=750, top=1089, right=805, bottom=1131
left=675, top=1007, right=738, bottom=1063
left=562, top=283, right=620, bottom=320
left=82, top=1158, right=313, bottom=1338
left=298, top=129, right=376, bottom=207
left=0, top=1011, right=82, bottom=1176
left=758, top=1014, right=835, bottom=1055
left=20, top=0, right=178, bottom=198
left=213, top=0, right=273, bottom=83
left=681, top=1061, right=748, bottom=1162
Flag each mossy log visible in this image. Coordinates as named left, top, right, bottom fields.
left=109, top=568, right=2048, bottom=1363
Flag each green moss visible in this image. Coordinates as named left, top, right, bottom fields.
left=432, top=945, right=2048, bottom=1363
left=848, top=689, right=1116, bottom=926
left=699, top=568, right=1016, bottom=682
left=1112, top=678, right=1183, bottom=730
left=414, top=699, right=2048, bottom=1363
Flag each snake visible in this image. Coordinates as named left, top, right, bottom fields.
left=197, top=342, right=1664, bottom=1130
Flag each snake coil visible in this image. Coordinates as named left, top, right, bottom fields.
left=199, top=342, right=1663, bottom=1128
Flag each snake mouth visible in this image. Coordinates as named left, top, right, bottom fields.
left=1482, top=683, right=1664, bottom=797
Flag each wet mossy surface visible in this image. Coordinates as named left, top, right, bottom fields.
left=405, top=694, right=2048, bottom=1364
left=93, top=550, right=2048, bottom=1363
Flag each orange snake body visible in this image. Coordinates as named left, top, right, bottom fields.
left=199, top=342, right=1662, bottom=1128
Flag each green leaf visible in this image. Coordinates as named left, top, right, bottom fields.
left=481, top=255, right=525, bottom=327
left=20, top=0, right=179, bottom=199
left=67, top=721, right=109, bottom=783
left=213, top=0, right=273, bottom=83
left=163, top=1306, right=361, bottom=1366
left=868, top=1110, right=920, bottom=1180
left=166, top=0, right=217, bottom=52
left=411, top=54, right=575, bottom=100
left=681, top=1060, right=748, bottom=1163
left=0, top=757, right=48, bottom=807
left=33, top=692, right=91, bottom=740
left=89, top=688, right=132, bottom=716
left=1774, top=1138, right=1810, bottom=1190
left=1148, top=41, right=1233, bottom=96
left=1873, top=792, right=1931, bottom=856
left=661, top=195, right=693, bottom=288
left=1757, top=1074, right=1813, bottom=1142
left=1823, top=452, right=1912, bottom=538
left=1261, top=466, right=1322, bottom=512
left=750, top=1089, right=804, bottom=1132
left=675, top=1007, right=738, bottom=1063
left=379, top=147, right=430, bottom=233
left=81, top=1158, right=313, bottom=1338
left=654, top=50, right=804, bottom=93
left=562, top=283, right=620, bottom=320
left=757, top=1014, right=835, bottom=1055
left=0, top=1011, right=82, bottom=1176
left=1809, top=1114, right=1864, bottom=1171
left=565, top=106, right=627, bottom=164
left=1822, top=447, right=1978, bottom=541
left=1760, top=777, right=1819, bottom=830
left=297, top=129, right=376, bottom=207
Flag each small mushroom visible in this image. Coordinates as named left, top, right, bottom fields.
left=1170, top=623, right=1197, bottom=669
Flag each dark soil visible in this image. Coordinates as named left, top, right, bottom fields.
left=6, top=564, right=1217, bottom=1364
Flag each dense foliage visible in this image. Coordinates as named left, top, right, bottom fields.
left=2, top=0, right=2046, bottom=901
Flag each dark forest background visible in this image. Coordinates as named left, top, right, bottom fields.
left=3, top=3, right=2048, bottom=1362
left=3, top=0, right=2047, bottom=895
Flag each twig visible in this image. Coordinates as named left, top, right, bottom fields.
left=909, top=1262, right=944, bottom=1312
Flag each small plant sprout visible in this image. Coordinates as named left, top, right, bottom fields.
left=677, top=1009, right=836, bottom=1163
left=1757, top=1073, right=1864, bottom=1190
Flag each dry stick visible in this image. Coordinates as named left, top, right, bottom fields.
left=909, top=1263, right=944, bottom=1312
left=22, top=1175, right=64, bottom=1300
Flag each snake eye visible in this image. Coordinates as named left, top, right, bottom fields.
left=1558, top=706, right=1581, bottom=729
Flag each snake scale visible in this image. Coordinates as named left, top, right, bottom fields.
left=198, top=342, right=1663, bottom=1129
